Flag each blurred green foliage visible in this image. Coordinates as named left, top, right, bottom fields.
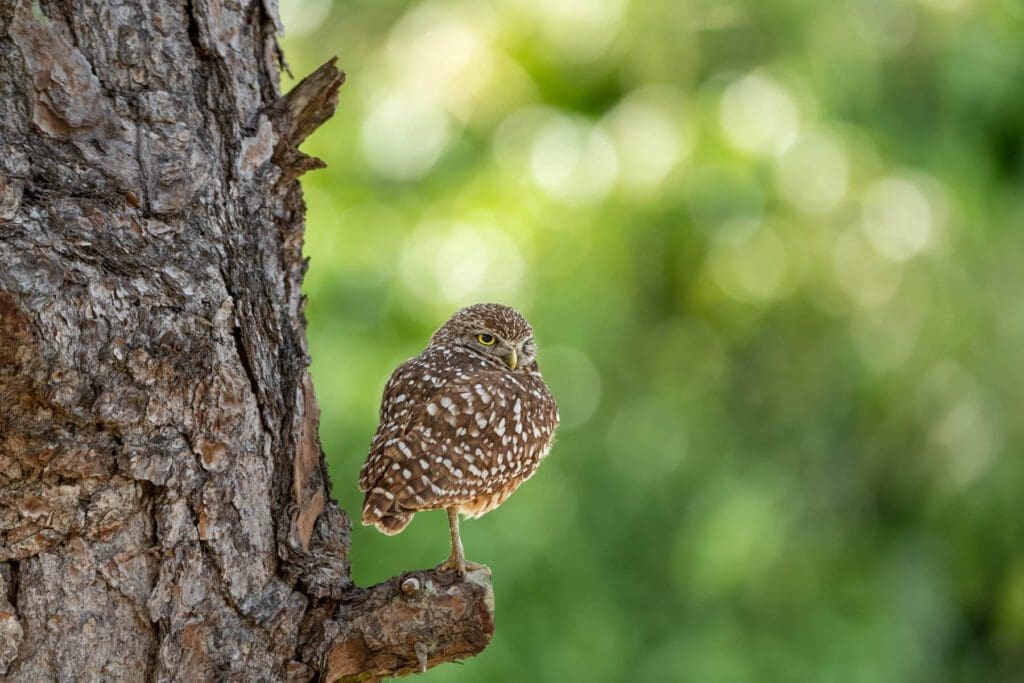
left=279, top=0, right=1024, bottom=679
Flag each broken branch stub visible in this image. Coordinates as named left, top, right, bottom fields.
left=318, top=566, right=495, bottom=682
left=267, top=58, right=346, bottom=184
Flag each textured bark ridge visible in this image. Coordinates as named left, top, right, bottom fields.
left=0, top=1, right=493, bottom=680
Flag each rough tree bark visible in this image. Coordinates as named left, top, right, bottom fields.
left=0, top=1, right=493, bottom=680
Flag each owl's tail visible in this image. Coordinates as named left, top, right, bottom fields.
left=361, top=489, right=414, bottom=535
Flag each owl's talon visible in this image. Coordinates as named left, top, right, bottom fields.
left=435, top=556, right=485, bottom=576
left=435, top=556, right=459, bottom=574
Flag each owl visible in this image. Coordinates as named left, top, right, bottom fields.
left=359, top=303, right=560, bottom=573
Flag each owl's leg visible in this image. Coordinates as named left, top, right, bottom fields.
left=437, top=507, right=484, bottom=575
left=446, top=507, right=466, bottom=569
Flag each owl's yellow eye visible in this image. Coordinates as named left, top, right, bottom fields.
left=476, top=333, right=497, bottom=346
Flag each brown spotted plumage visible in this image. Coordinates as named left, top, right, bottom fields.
left=359, top=303, right=559, bottom=572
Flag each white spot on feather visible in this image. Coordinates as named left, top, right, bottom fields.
left=372, top=487, right=395, bottom=500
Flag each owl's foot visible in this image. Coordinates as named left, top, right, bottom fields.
left=435, top=555, right=486, bottom=576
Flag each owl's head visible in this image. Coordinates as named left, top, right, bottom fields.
left=431, top=303, right=538, bottom=371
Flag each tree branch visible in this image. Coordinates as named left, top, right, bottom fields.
left=304, top=567, right=494, bottom=682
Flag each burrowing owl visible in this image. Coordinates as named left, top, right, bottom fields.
left=359, top=303, right=559, bottom=572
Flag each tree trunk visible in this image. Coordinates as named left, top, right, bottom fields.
left=0, top=1, right=493, bottom=680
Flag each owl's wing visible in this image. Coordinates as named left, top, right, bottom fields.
left=362, top=365, right=559, bottom=513
left=358, top=360, right=423, bottom=492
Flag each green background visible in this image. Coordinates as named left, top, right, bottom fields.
left=280, top=0, right=1024, bottom=680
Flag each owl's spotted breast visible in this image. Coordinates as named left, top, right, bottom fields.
left=359, top=346, right=558, bottom=520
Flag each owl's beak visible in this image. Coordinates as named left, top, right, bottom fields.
left=505, top=347, right=518, bottom=370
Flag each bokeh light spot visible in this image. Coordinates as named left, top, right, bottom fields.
left=530, top=114, right=618, bottom=206
left=279, top=0, right=331, bottom=38
left=386, top=3, right=500, bottom=120
left=775, top=129, right=850, bottom=214
left=601, top=86, right=696, bottom=196
left=516, top=0, right=628, bottom=62
left=398, top=220, right=525, bottom=307
left=861, top=175, right=936, bottom=261
left=493, top=106, right=552, bottom=176
left=720, top=72, right=800, bottom=156
left=916, top=361, right=1004, bottom=489
left=361, top=93, right=452, bottom=181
